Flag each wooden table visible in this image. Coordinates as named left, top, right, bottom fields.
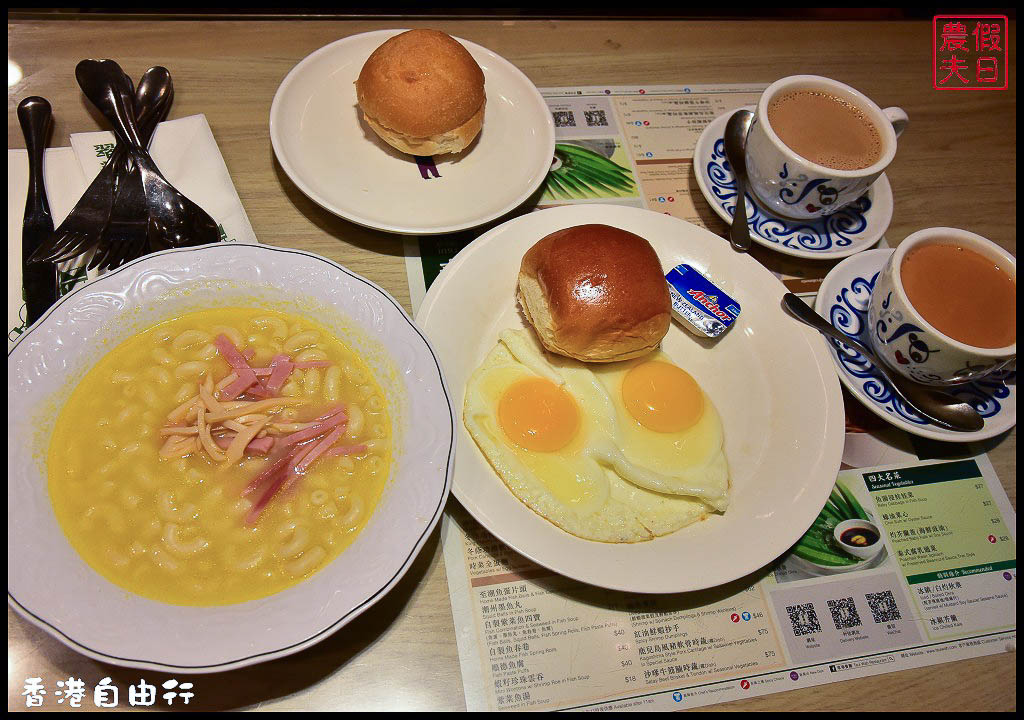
left=7, top=17, right=1016, bottom=712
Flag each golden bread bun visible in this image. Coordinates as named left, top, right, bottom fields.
left=517, top=224, right=671, bottom=362
left=356, top=29, right=485, bottom=155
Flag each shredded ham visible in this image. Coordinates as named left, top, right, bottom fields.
left=245, top=468, right=293, bottom=525
left=293, top=426, right=345, bottom=474
left=278, top=410, right=347, bottom=448
left=158, top=341, right=356, bottom=526
left=213, top=334, right=252, bottom=370
left=245, top=436, right=275, bottom=454
left=323, top=443, right=368, bottom=457
left=264, top=354, right=294, bottom=395
left=214, top=334, right=273, bottom=397
left=219, top=369, right=259, bottom=400
left=241, top=450, right=293, bottom=497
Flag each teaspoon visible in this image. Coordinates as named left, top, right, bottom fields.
left=782, top=293, right=984, bottom=432
left=723, top=109, right=755, bottom=252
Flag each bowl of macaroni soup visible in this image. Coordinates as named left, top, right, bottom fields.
left=8, top=244, right=454, bottom=672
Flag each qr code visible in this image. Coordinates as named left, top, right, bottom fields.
left=827, top=597, right=863, bottom=629
left=865, top=591, right=902, bottom=624
left=584, top=109, right=609, bottom=127
left=552, top=111, right=576, bottom=128
left=786, top=603, right=822, bottom=636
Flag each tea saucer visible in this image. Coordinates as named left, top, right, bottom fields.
left=692, top=106, right=893, bottom=260
left=815, top=249, right=1016, bottom=442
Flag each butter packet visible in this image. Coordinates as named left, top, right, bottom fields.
left=665, top=264, right=741, bottom=338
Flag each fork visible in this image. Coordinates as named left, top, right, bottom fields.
left=31, top=67, right=174, bottom=268
left=88, top=68, right=175, bottom=271
left=75, top=59, right=219, bottom=258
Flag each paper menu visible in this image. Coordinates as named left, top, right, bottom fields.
left=444, top=455, right=1015, bottom=712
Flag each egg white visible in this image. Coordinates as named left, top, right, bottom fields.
left=591, top=351, right=730, bottom=511
left=463, top=331, right=723, bottom=542
left=501, top=331, right=730, bottom=511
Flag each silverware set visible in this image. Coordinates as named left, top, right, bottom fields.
left=19, top=59, right=219, bottom=320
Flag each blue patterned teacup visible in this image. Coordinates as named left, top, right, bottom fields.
left=745, top=75, right=907, bottom=220
left=868, top=228, right=1017, bottom=386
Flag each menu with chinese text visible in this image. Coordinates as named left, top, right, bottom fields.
left=443, top=455, right=1015, bottom=711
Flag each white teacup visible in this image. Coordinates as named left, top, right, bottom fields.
left=868, top=228, right=1017, bottom=386
left=745, top=75, right=908, bottom=220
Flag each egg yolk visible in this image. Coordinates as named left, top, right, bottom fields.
left=498, top=377, right=580, bottom=452
left=621, top=361, right=704, bottom=433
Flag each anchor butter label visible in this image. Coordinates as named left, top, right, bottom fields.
left=665, top=264, right=740, bottom=338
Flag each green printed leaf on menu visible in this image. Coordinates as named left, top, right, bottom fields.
left=543, top=142, right=637, bottom=200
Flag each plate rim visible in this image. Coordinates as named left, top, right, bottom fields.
left=269, top=29, right=556, bottom=236
left=815, top=248, right=1016, bottom=443
left=692, top=105, right=892, bottom=260
left=416, top=203, right=846, bottom=593
left=7, top=242, right=456, bottom=673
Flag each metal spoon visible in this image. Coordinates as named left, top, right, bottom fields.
left=782, top=293, right=985, bottom=432
left=723, top=109, right=755, bottom=252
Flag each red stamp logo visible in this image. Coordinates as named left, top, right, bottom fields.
left=933, top=15, right=1009, bottom=89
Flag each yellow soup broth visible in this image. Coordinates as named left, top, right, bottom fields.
left=47, top=308, right=393, bottom=606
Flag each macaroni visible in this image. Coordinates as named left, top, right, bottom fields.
left=47, top=308, right=392, bottom=606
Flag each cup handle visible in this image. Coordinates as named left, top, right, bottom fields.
left=883, top=107, right=909, bottom=138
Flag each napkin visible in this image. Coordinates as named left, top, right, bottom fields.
left=8, top=114, right=256, bottom=349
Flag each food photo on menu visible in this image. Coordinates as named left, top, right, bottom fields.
left=7, top=6, right=1015, bottom=713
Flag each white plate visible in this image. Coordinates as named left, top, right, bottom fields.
left=8, top=244, right=454, bottom=672
left=692, top=106, right=892, bottom=260
left=416, top=204, right=845, bottom=593
left=270, top=30, right=555, bottom=235
left=816, top=248, right=1016, bottom=442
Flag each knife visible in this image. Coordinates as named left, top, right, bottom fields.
left=17, top=96, right=59, bottom=325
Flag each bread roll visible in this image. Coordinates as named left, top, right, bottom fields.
left=356, top=29, right=485, bottom=156
left=517, top=224, right=671, bottom=362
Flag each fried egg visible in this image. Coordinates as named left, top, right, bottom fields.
left=591, top=352, right=730, bottom=511
left=463, top=330, right=727, bottom=542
